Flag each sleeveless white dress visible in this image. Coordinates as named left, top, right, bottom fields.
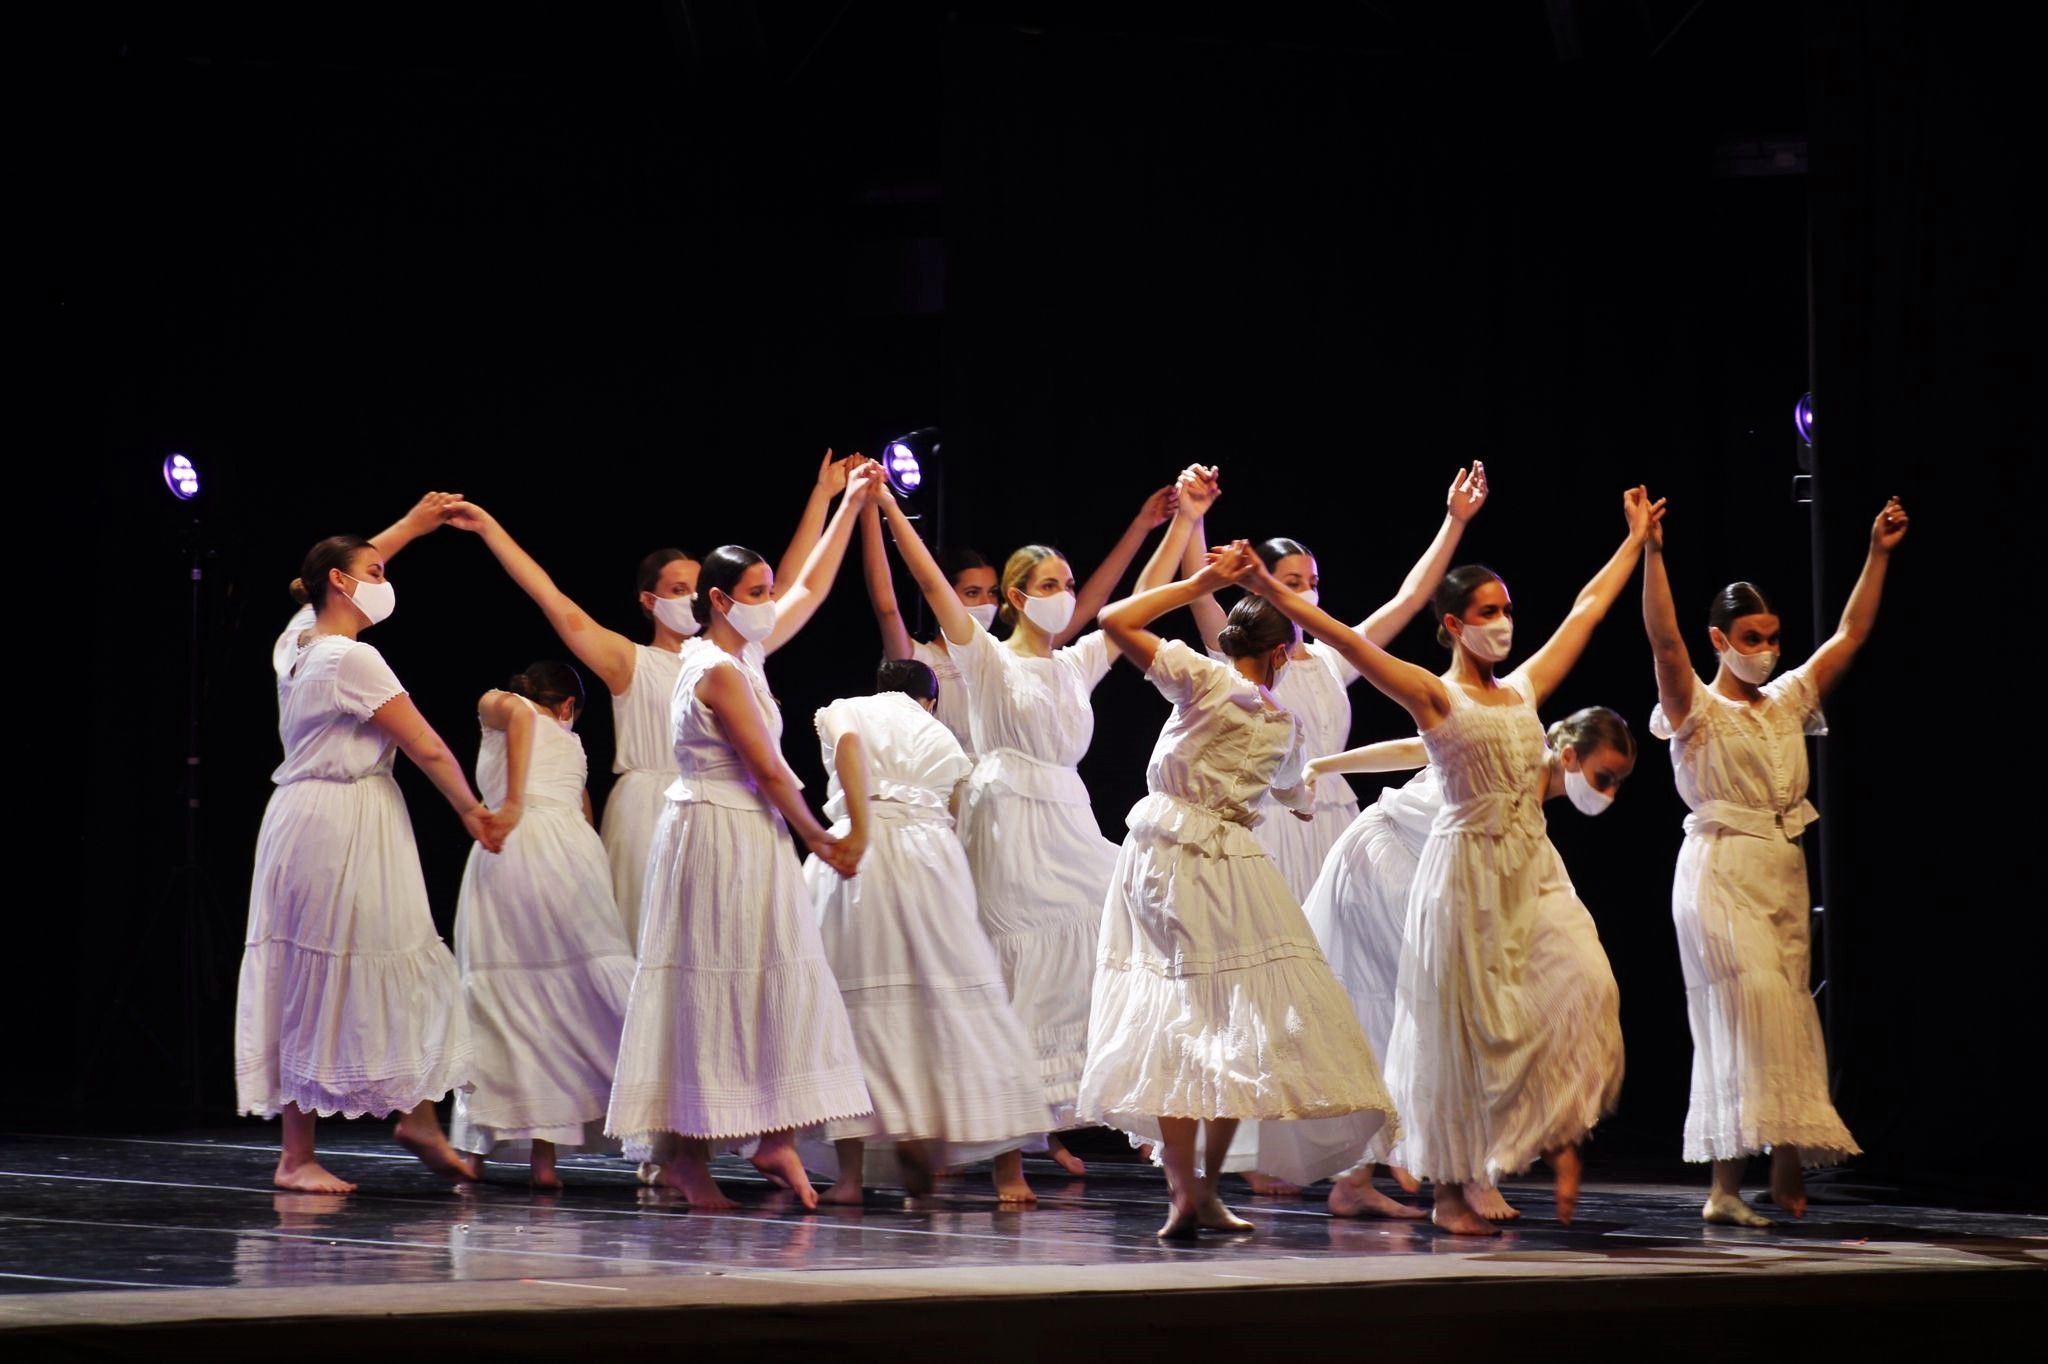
left=606, top=640, right=871, bottom=1150
left=1652, top=665, right=1858, bottom=1166
left=235, top=609, right=471, bottom=1119
left=451, top=697, right=636, bottom=1155
left=601, top=641, right=686, bottom=951
left=910, top=638, right=976, bottom=760
left=1383, top=673, right=1623, bottom=1183
left=948, top=624, right=1120, bottom=1128
left=802, top=692, right=1047, bottom=1158
left=1240, top=641, right=1365, bottom=900
left=1078, top=643, right=1398, bottom=1178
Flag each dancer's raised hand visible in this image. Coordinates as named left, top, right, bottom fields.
left=1447, top=462, right=1489, bottom=523
left=815, top=448, right=863, bottom=497
left=1203, top=538, right=1259, bottom=587
left=1138, top=483, right=1180, bottom=529
left=1623, top=485, right=1667, bottom=544
left=1871, top=496, right=1909, bottom=553
left=1176, top=464, right=1221, bottom=519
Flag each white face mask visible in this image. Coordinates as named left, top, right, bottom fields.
left=721, top=596, right=777, bottom=643
left=1719, top=642, right=1778, bottom=685
left=966, top=603, right=999, bottom=630
left=341, top=574, right=395, bottom=626
left=1563, top=763, right=1613, bottom=817
left=1300, top=588, right=1320, bottom=607
left=651, top=592, right=703, bottom=637
left=1019, top=590, right=1076, bottom=636
left=1454, top=616, right=1513, bottom=663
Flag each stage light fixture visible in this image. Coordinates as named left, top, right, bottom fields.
left=1794, top=393, right=1814, bottom=446
left=163, top=453, right=201, bottom=500
left=882, top=427, right=938, bottom=498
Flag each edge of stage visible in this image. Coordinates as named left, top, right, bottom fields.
left=3, top=1129, right=2041, bottom=1361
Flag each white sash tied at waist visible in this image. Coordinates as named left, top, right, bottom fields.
left=969, top=746, right=1090, bottom=806
left=1430, top=788, right=1546, bottom=842
left=1683, top=797, right=1818, bottom=842
left=1125, top=791, right=1267, bottom=858
left=664, top=768, right=769, bottom=812
left=824, top=782, right=955, bottom=827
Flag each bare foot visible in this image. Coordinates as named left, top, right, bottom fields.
left=529, top=1141, right=562, bottom=1191
left=1328, top=1175, right=1427, bottom=1220
left=1767, top=1152, right=1807, bottom=1219
left=818, top=1180, right=865, bottom=1208
left=1703, top=1192, right=1774, bottom=1227
left=274, top=1158, right=358, bottom=1195
left=636, top=1161, right=663, bottom=1186
left=1136, top=1143, right=1156, bottom=1162
left=1465, top=1183, right=1521, bottom=1221
left=1047, top=1134, right=1088, bottom=1177
left=393, top=1116, right=480, bottom=1183
left=656, top=1159, right=738, bottom=1210
left=1431, top=1202, right=1501, bottom=1236
left=992, top=1159, right=1038, bottom=1206
left=1243, top=1171, right=1303, bottom=1198
left=1197, top=1197, right=1255, bottom=1233
left=1547, top=1145, right=1582, bottom=1225
left=750, top=1144, right=821, bottom=1211
left=1390, top=1164, right=1421, bottom=1193
left=1157, top=1204, right=1202, bottom=1241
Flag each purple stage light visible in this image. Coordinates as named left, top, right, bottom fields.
left=1794, top=393, right=1814, bottom=445
left=883, top=434, right=928, bottom=496
left=163, top=453, right=200, bottom=500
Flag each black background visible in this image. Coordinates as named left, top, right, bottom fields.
left=37, top=2, right=2037, bottom=1199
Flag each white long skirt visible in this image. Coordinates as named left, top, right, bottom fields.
left=1386, top=832, right=1622, bottom=1183
left=1251, top=786, right=1361, bottom=903
left=1078, top=796, right=1398, bottom=1180
left=235, top=774, right=471, bottom=1119
left=606, top=797, right=871, bottom=1151
left=450, top=804, right=636, bottom=1156
left=1674, top=828, right=1858, bottom=1165
left=800, top=808, right=1048, bottom=1174
left=599, top=768, right=669, bottom=952
left=959, top=783, right=1117, bottom=1128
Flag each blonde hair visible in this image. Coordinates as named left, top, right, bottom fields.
left=998, top=544, right=1065, bottom=628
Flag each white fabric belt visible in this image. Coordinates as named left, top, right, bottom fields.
left=1684, top=798, right=1818, bottom=842
left=969, top=746, right=1090, bottom=806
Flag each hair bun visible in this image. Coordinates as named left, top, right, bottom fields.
left=289, top=577, right=311, bottom=606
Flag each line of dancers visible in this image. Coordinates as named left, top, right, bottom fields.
left=234, top=455, right=1908, bottom=1236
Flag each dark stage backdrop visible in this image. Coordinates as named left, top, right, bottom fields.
left=43, top=4, right=2035, bottom=1196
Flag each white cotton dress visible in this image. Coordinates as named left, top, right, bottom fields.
left=600, top=642, right=686, bottom=952
left=910, top=638, right=975, bottom=760
left=801, top=693, right=1048, bottom=1163
left=948, top=623, right=1121, bottom=1128
left=605, top=640, right=871, bottom=1151
left=235, top=608, right=472, bottom=1119
left=1652, top=665, right=1858, bottom=1166
left=1383, top=673, right=1624, bottom=1183
left=450, top=697, right=637, bottom=1156
left=1242, top=641, right=1365, bottom=901
left=1077, top=643, right=1399, bottom=1178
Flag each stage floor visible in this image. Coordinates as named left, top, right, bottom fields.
left=3, top=1129, right=2042, bottom=1358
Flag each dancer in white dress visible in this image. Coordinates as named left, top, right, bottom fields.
left=237, top=526, right=511, bottom=1195
left=873, top=482, right=1172, bottom=1175
left=1253, top=487, right=1659, bottom=1234
left=447, top=451, right=868, bottom=949
left=607, top=462, right=882, bottom=1210
left=1133, top=462, right=1488, bottom=1195
left=804, top=660, right=1052, bottom=1208
left=860, top=486, right=1177, bottom=762
left=1301, top=708, right=1637, bottom=1222
left=450, top=661, right=637, bottom=1188
left=1641, top=496, right=1908, bottom=1226
left=1079, top=545, right=1406, bottom=1238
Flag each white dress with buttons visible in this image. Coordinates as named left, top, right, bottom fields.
left=1651, top=665, right=1858, bottom=1165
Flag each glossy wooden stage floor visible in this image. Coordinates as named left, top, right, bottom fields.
left=3, top=1130, right=2040, bottom=1360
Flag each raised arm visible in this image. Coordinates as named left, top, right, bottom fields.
left=477, top=691, right=533, bottom=838
left=1360, top=464, right=1489, bottom=646
left=1132, top=465, right=1226, bottom=649
left=1306, top=736, right=1430, bottom=779
left=1640, top=509, right=1696, bottom=729
left=1242, top=551, right=1450, bottom=728
left=369, top=694, right=505, bottom=852
left=879, top=486, right=975, bottom=647
left=445, top=503, right=638, bottom=696
left=700, top=664, right=857, bottom=876
left=1054, top=484, right=1178, bottom=646
left=1098, top=545, right=1245, bottom=675
left=367, top=491, right=462, bottom=562
left=860, top=502, right=915, bottom=661
left=763, top=461, right=881, bottom=655
left=1805, top=496, right=1909, bottom=700
left=1517, top=487, right=1663, bottom=708
left=774, top=451, right=861, bottom=596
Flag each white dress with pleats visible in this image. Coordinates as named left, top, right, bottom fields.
left=948, top=623, right=1120, bottom=1129
left=1078, top=643, right=1399, bottom=1179
left=600, top=642, right=686, bottom=952
left=1241, top=641, right=1364, bottom=900
left=1652, top=666, right=1858, bottom=1166
left=605, top=641, right=871, bottom=1150
left=235, top=609, right=472, bottom=1119
left=450, top=697, right=636, bottom=1156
